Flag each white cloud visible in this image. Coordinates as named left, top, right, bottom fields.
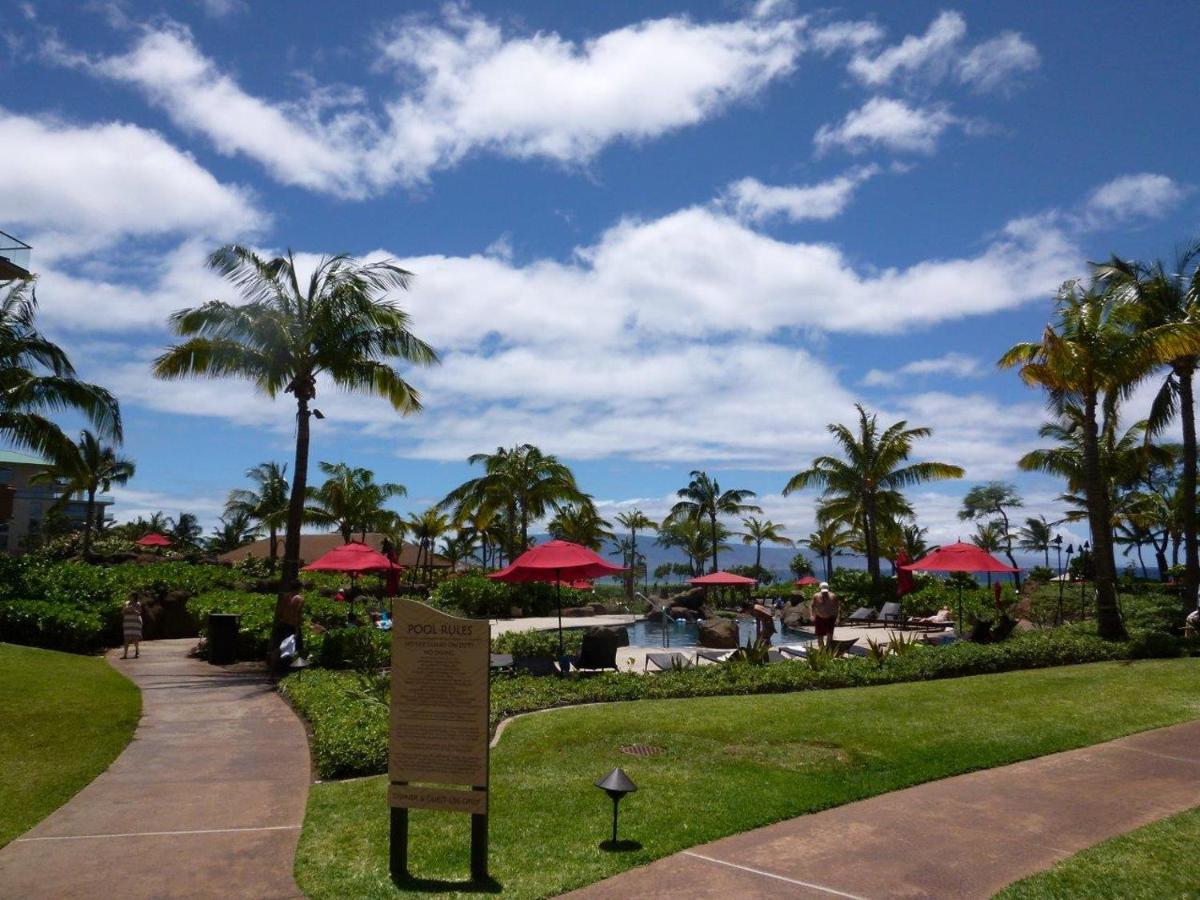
left=847, top=11, right=965, bottom=87
left=959, top=32, right=1040, bottom=93
left=65, top=10, right=809, bottom=195
left=814, top=97, right=959, bottom=155
left=194, top=0, right=246, bottom=18
left=810, top=20, right=885, bottom=53
left=110, top=486, right=226, bottom=525
left=0, top=109, right=263, bottom=258
left=847, top=11, right=1038, bottom=93
left=1084, top=173, right=1186, bottom=226
left=862, top=352, right=984, bottom=387
left=721, top=165, right=879, bottom=223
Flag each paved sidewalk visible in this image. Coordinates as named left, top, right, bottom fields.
left=0, top=639, right=310, bottom=899
left=564, top=719, right=1200, bottom=899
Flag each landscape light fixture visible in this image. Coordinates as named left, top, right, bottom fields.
left=312, top=409, right=325, bottom=420
left=595, top=768, right=637, bottom=846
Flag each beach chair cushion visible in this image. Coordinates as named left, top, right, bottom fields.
left=645, top=651, right=692, bottom=671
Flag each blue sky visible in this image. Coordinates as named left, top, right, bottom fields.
left=3, top=0, right=1198, bottom=558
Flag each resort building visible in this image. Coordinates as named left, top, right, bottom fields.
left=0, top=230, right=33, bottom=282
left=218, top=531, right=454, bottom=569
left=0, top=449, right=114, bottom=554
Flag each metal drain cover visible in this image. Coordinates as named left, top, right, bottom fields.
left=620, top=744, right=664, bottom=757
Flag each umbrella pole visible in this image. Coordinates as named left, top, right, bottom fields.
left=556, top=568, right=564, bottom=661
left=957, top=583, right=963, bottom=637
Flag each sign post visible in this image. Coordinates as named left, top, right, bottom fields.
left=389, top=599, right=490, bottom=881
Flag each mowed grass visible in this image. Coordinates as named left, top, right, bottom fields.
left=996, top=805, right=1200, bottom=899
left=296, top=658, right=1200, bottom=899
left=0, top=643, right=140, bottom=847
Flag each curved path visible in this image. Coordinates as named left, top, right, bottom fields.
left=564, top=719, right=1200, bottom=899
left=0, top=639, right=310, bottom=899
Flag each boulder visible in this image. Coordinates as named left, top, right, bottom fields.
left=585, top=624, right=630, bottom=648
left=668, top=606, right=699, bottom=622
left=562, top=606, right=593, bottom=617
left=698, top=618, right=738, bottom=649
left=590, top=603, right=608, bottom=615
left=781, top=604, right=809, bottom=631
left=670, top=586, right=707, bottom=611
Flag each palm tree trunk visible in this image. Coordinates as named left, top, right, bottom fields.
left=281, top=397, right=312, bottom=591
left=82, top=486, right=96, bottom=557
left=999, top=511, right=1021, bottom=589
left=628, top=529, right=637, bottom=601
left=864, top=497, right=880, bottom=584
left=268, top=525, right=278, bottom=572
left=824, top=550, right=832, bottom=582
left=1178, top=366, right=1198, bottom=612
left=1043, top=545, right=1050, bottom=568
left=1082, top=392, right=1126, bottom=639
left=754, top=539, right=763, bottom=574
left=710, top=513, right=719, bottom=573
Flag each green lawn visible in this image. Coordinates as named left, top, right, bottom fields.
left=996, top=806, right=1200, bottom=899
left=296, top=658, right=1200, bottom=899
left=0, top=643, right=141, bottom=847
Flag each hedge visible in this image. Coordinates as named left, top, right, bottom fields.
left=429, top=574, right=593, bottom=618
left=281, top=627, right=1183, bottom=779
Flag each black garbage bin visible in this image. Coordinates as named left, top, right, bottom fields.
left=207, top=613, right=240, bottom=665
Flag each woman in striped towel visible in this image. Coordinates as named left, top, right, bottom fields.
left=122, top=599, right=143, bottom=659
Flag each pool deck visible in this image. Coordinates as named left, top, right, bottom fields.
left=487, top=614, right=930, bottom=672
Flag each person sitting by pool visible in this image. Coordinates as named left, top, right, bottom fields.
left=739, top=601, right=776, bottom=646
left=1186, top=608, right=1199, bottom=639
left=911, top=607, right=954, bottom=626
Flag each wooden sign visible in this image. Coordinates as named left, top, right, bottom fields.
left=388, top=599, right=490, bottom=880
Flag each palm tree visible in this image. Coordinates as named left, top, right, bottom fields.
left=970, top=520, right=1007, bottom=553
left=407, top=507, right=451, bottom=584
left=801, top=521, right=852, bottom=581
left=657, top=517, right=725, bottom=578
left=1098, top=247, right=1200, bottom=606
left=740, top=517, right=793, bottom=576
left=440, top=444, right=585, bottom=559
left=1, top=282, right=122, bottom=460
left=33, top=429, right=134, bottom=557
left=958, top=482, right=1024, bottom=583
left=225, top=462, right=289, bottom=570
left=785, top=404, right=963, bottom=584
left=547, top=500, right=613, bottom=550
left=999, top=279, right=1199, bottom=638
left=307, top=461, right=406, bottom=543
left=668, top=471, right=761, bottom=573
left=615, top=509, right=658, bottom=598
left=438, top=530, right=478, bottom=569
left=207, top=509, right=260, bottom=554
left=169, top=512, right=203, bottom=548
left=153, top=246, right=438, bottom=589
left=1016, top=515, right=1054, bottom=568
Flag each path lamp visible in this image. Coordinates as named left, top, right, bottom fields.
left=595, top=768, right=637, bottom=847
left=1053, top=536, right=1065, bottom=625
left=1064, top=544, right=1075, bottom=622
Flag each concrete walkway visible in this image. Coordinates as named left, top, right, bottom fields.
left=565, top=719, right=1200, bottom=899
left=0, top=639, right=310, bottom=899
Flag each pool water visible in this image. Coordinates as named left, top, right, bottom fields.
left=624, top=617, right=814, bottom=649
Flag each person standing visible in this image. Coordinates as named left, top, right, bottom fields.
left=740, top=601, right=777, bottom=647
left=811, top=582, right=840, bottom=650
left=272, top=591, right=305, bottom=665
left=121, top=599, right=143, bottom=659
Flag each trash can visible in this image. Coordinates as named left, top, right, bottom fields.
left=207, top=613, right=240, bottom=665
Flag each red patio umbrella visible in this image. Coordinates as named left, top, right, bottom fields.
left=896, top=550, right=915, bottom=597
left=136, top=533, right=171, bottom=548
left=901, top=542, right=1018, bottom=628
left=302, top=542, right=403, bottom=620
left=689, top=571, right=758, bottom=586
left=488, top=540, right=625, bottom=658
left=794, top=575, right=820, bottom=587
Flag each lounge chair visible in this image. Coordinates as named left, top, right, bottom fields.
left=966, top=620, right=993, bottom=643
left=575, top=633, right=619, bottom=671
left=907, top=615, right=955, bottom=632
left=777, top=645, right=808, bottom=660
left=866, top=602, right=904, bottom=628
left=489, top=653, right=514, bottom=671
left=843, top=607, right=878, bottom=625
left=990, top=615, right=1018, bottom=642
left=695, top=648, right=734, bottom=665
left=644, top=651, right=693, bottom=672
left=513, top=656, right=557, bottom=677
left=831, top=637, right=861, bottom=657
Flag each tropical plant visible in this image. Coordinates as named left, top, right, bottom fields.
left=668, top=471, right=760, bottom=573
left=1000, top=278, right=1200, bottom=638
left=168, top=512, right=203, bottom=549
left=739, top=517, right=793, bottom=574
left=1016, top=515, right=1054, bottom=568
left=615, top=509, right=658, bottom=598
left=958, top=482, right=1023, bottom=582
left=440, top=444, right=585, bottom=560
left=656, top=517, right=727, bottom=578
left=788, top=553, right=814, bottom=579
left=153, top=246, right=438, bottom=589
left=969, top=520, right=1007, bottom=553
left=785, top=404, right=963, bottom=584
left=801, top=521, right=853, bottom=581
left=1098, top=246, right=1200, bottom=606
left=225, top=461, right=289, bottom=570
left=32, top=429, right=134, bottom=557
left=1, top=282, right=122, bottom=460
left=306, top=461, right=406, bottom=543
left=438, top=530, right=478, bottom=569
left=547, top=499, right=613, bottom=550
left=207, top=509, right=260, bottom=554
left=407, top=506, right=451, bottom=583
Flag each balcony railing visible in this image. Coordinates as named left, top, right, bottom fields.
left=0, top=230, right=32, bottom=279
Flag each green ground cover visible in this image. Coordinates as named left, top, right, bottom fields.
left=294, top=658, right=1200, bottom=899
left=996, top=805, right=1200, bottom=899
left=0, top=643, right=140, bottom=847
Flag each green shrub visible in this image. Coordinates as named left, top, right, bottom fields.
left=188, top=588, right=358, bottom=660
left=0, top=599, right=114, bottom=653
left=1120, top=592, right=1185, bottom=633
left=280, top=669, right=389, bottom=778
left=1127, top=629, right=1183, bottom=660
left=429, top=575, right=591, bottom=618
left=311, top=627, right=390, bottom=670
left=491, top=628, right=584, bottom=659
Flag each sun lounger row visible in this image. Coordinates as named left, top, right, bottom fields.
left=643, top=639, right=864, bottom=671
left=842, top=602, right=955, bottom=631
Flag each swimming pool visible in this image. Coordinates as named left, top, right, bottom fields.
left=624, top=617, right=814, bottom=649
